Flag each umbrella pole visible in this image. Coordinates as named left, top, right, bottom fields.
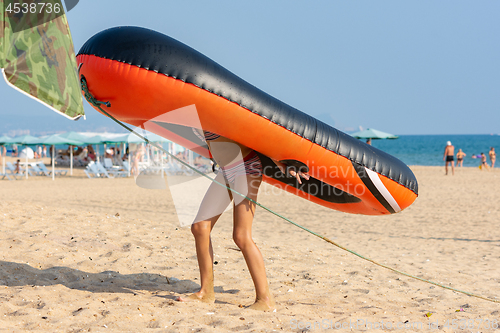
left=161, top=146, right=164, bottom=178
left=52, top=145, right=55, bottom=181
left=128, top=149, right=131, bottom=177
left=25, top=145, right=28, bottom=180
left=128, top=150, right=131, bottom=177
left=70, top=145, right=73, bottom=176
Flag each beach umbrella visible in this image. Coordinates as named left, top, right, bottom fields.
left=350, top=128, right=399, bottom=140
left=8, top=134, right=40, bottom=145
left=59, top=131, right=92, bottom=143
left=42, top=134, right=84, bottom=179
left=42, top=134, right=83, bottom=146
left=0, top=135, right=12, bottom=145
left=61, top=132, right=105, bottom=145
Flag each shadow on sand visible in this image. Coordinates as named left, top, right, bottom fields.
left=0, top=261, right=239, bottom=298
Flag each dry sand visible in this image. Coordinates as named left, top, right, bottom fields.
left=0, top=160, right=499, bottom=332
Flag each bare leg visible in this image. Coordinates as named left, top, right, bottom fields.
left=451, top=161, right=455, bottom=175
left=232, top=175, right=275, bottom=311
left=177, top=172, right=232, bottom=303
left=176, top=218, right=217, bottom=303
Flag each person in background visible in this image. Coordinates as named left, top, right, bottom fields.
left=443, top=141, right=455, bottom=175
left=42, top=145, right=47, bottom=158
left=489, top=147, right=496, bottom=168
left=366, top=138, right=372, bottom=145
left=480, top=152, right=490, bottom=171
left=456, top=149, right=466, bottom=167
left=87, top=145, right=96, bottom=161
left=122, top=145, right=129, bottom=161
left=15, top=159, right=21, bottom=174
left=132, top=144, right=145, bottom=176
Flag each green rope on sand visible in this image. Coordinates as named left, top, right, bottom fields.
left=81, top=76, right=499, bottom=304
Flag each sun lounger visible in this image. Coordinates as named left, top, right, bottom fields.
left=84, top=161, right=101, bottom=178
left=38, top=163, right=68, bottom=176
left=29, top=162, right=50, bottom=176
left=1, top=172, right=13, bottom=180
left=103, top=158, right=115, bottom=170
left=164, top=161, right=194, bottom=176
left=95, top=161, right=127, bottom=178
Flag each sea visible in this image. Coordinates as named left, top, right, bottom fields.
left=369, top=134, right=500, bottom=167
left=9, top=134, right=500, bottom=167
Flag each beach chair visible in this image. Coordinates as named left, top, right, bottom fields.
left=84, top=162, right=101, bottom=178
left=5, top=162, right=23, bottom=180
left=122, top=161, right=131, bottom=176
left=38, top=163, right=68, bottom=176
left=55, top=155, right=70, bottom=166
left=96, top=161, right=127, bottom=178
left=103, top=158, right=114, bottom=169
left=164, top=161, right=194, bottom=176
left=1, top=171, right=13, bottom=180
left=103, top=158, right=126, bottom=172
left=29, top=163, right=50, bottom=176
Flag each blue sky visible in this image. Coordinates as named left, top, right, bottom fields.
left=1, top=1, right=499, bottom=136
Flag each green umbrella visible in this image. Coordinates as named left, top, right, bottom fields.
left=350, top=128, right=399, bottom=140
left=8, top=134, right=40, bottom=145
left=0, top=135, right=12, bottom=145
left=42, top=134, right=84, bottom=179
left=42, top=134, right=83, bottom=146
left=60, top=132, right=103, bottom=145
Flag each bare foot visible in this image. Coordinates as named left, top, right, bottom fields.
left=176, top=290, right=215, bottom=303
left=247, top=297, right=275, bottom=311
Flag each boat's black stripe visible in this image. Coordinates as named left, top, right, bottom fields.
left=352, top=162, right=396, bottom=214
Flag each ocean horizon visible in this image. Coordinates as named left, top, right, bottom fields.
left=3, top=133, right=499, bottom=168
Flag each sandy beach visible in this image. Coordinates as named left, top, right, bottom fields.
left=0, top=160, right=499, bottom=332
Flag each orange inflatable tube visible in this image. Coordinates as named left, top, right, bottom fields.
left=77, top=27, right=418, bottom=215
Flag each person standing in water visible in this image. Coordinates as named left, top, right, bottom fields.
left=456, top=149, right=466, bottom=167
left=480, top=152, right=490, bottom=171
left=443, top=141, right=455, bottom=175
left=489, top=147, right=496, bottom=168
left=177, top=129, right=308, bottom=310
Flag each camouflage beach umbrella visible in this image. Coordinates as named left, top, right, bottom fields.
left=1, top=0, right=84, bottom=119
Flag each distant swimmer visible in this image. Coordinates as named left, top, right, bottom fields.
left=443, top=141, right=455, bottom=175
left=489, top=147, right=496, bottom=168
left=456, top=149, right=466, bottom=167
